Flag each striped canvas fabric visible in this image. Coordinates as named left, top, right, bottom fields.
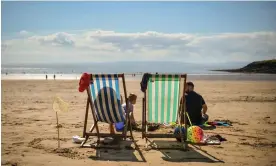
left=147, top=74, right=181, bottom=123
left=89, top=74, right=125, bottom=123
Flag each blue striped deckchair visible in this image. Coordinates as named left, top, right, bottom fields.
left=142, top=74, right=188, bottom=150
left=81, top=74, right=134, bottom=147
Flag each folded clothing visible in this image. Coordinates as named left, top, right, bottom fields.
left=207, top=121, right=232, bottom=127
left=140, top=73, right=151, bottom=92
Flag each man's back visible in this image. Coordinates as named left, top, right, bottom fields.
left=186, top=91, right=205, bottom=125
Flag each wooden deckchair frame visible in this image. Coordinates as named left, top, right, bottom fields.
left=81, top=73, right=135, bottom=147
left=142, top=73, right=188, bottom=150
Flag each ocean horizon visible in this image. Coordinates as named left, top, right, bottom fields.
left=2, top=61, right=248, bottom=74
left=2, top=61, right=276, bottom=81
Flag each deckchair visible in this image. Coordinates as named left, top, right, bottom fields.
left=81, top=74, right=134, bottom=147
left=142, top=74, right=188, bottom=150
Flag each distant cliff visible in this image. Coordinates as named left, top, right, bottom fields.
left=213, top=59, right=276, bottom=74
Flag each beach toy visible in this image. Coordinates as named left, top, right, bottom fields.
left=187, top=126, right=204, bottom=143
left=52, top=96, right=69, bottom=148
left=174, top=126, right=186, bottom=142
left=79, top=73, right=90, bottom=92
left=115, top=122, right=124, bottom=132
left=53, top=96, right=69, bottom=113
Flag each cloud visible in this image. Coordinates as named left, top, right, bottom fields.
left=19, top=30, right=30, bottom=36
left=1, top=43, right=8, bottom=52
left=2, top=30, right=276, bottom=64
left=29, top=32, right=75, bottom=47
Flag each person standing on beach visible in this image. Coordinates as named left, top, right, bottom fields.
left=181, top=82, right=208, bottom=125
left=46, top=75, right=48, bottom=80
left=54, top=74, right=56, bottom=80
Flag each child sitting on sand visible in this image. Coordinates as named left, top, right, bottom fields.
left=109, top=93, right=138, bottom=134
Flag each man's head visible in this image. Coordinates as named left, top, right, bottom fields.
left=128, top=93, right=137, bottom=104
left=186, top=82, right=194, bottom=92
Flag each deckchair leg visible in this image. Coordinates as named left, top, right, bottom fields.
left=82, top=98, right=90, bottom=138
left=94, top=121, right=100, bottom=143
left=145, top=123, right=149, bottom=149
left=81, top=134, right=89, bottom=147
left=123, top=117, right=128, bottom=140
left=145, top=137, right=148, bottom=149
left=145, top=137, right=155, bottom=150
left=89, top=123, right=96, bottom=132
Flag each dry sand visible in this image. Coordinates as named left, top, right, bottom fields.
left=1, top=79, right=276, bottom=166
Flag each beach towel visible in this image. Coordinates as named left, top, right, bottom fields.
left=207, top=121, right=232, bottom=127
left=140, top=73, right=151, bottom=92
left=198, top=122, right=217, bottom=130
left=79, top=73, right=91, bottom=92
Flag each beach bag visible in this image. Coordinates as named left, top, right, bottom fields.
left=174, top=126, right=186, bottom=142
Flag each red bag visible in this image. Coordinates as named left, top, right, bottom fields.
left=78, top=73, right=90, bottom=92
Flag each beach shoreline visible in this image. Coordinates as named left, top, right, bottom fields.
left=2, top=73, right=276, bottom=81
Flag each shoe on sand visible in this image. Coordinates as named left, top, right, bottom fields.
left=72, top=135, right=85, bottom=144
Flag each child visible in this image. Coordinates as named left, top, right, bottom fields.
left=109, top=93, right=137, bottom=134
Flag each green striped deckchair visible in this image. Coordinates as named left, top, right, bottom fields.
left=142, top=74, right=188, bottom=150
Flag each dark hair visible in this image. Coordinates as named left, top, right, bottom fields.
left=187, top=82, right=194, bottom=88
left=128, top=93, right=137, bottom=101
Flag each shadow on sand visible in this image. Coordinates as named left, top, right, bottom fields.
left=87, top=139, right=146, bottom=162
left=147, top=140, right=224, bottom=163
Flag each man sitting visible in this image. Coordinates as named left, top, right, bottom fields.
left=183, top=82, right=208, bottom=125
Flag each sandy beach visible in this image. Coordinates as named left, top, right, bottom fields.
left=1, top=79, right=276, bottom=166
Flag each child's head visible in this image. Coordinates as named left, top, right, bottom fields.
left=128, top=93, right=137, bottom=104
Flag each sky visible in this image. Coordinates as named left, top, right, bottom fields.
left=1, top=1, right=276, bottom=64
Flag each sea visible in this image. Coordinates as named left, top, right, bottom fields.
left=2, top=62, right=276, bottom=81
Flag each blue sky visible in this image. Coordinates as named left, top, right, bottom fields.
left=2, top=2, right=276, bottom=35
left=2, top=2, right=276, bottom=64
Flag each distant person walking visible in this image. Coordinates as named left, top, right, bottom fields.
left=54, top=74, right=56, bottom=80
left=46, top=75, right=48, bottom=80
